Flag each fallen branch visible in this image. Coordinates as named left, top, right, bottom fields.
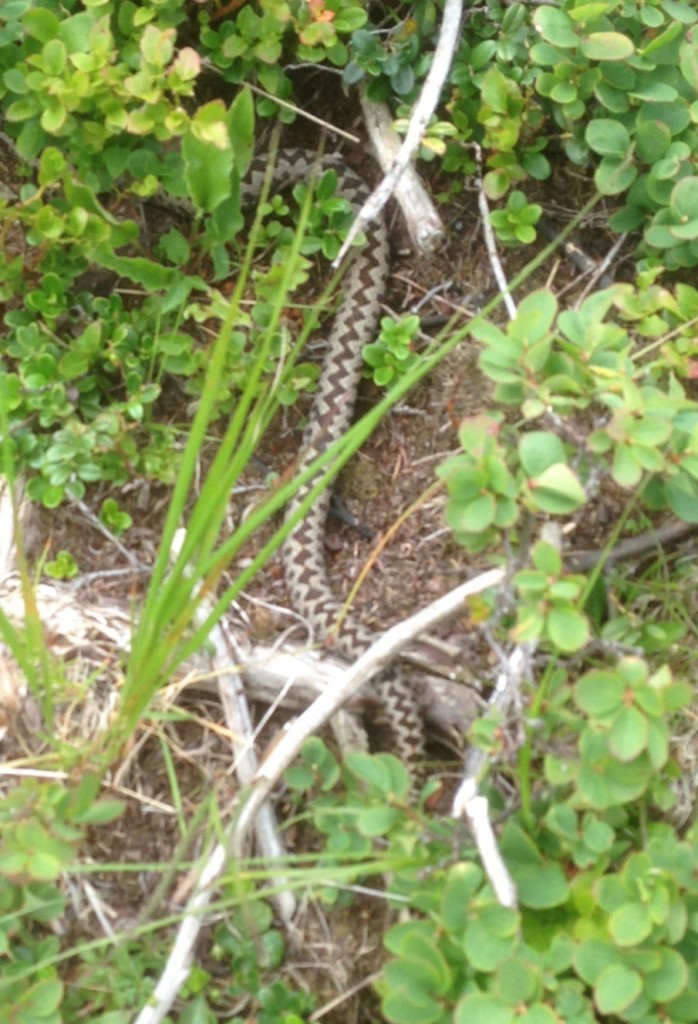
left=475, top=143, right=517, bottom=320
left=234, top=566, right=505, bottom=852
left=333, top=0, right=463, bottom=265
left=134, top=565, right=504, bottom=1023
left=361, top=95, right=445, bottom=252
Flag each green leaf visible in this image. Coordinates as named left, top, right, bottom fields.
left=546, top=606, right=590, bottom=652
left=382, top=985, right=446, bottom=1024
left=229, top=86, right=255, bottom=176
left=594, top=964, right=642, bottom=1014
left=344, top=752, right=409, bottom=798
left=23, top=978, right=64, bottom=1016
left=356, top=805, right=402, bottom=836
left=515, top=862, right=569, bottom=908
left=574, top=938, right=622, bottom=985
left=518, top=432, right=566, bottom=476
left=392, top=933, right=454, bottom=996
left=140, top=23, right=174, bottom=67
left=41, top=102, right=67, bottom=134
left=625, top=415, right=672, bottom=446
left=73, top=798, right=126, bottom=825
left=27, top=849, right=65, bottom=881
left=159, top=228, right=191, bottom=266
left=665, top=472, right=698, bottom=522
left=580, top=32, right=634, bottom=60
left=493, top=955, right=540, bottom=1005
left=91, top=248, right=177, bottom=290
left=608, top=705, right=649, bottom=761
left=528, top=463, right=586, bottom=513
left=671, top=176, right=698, bottom=220
left=458, top=493, right=497, bottom=532
left=533, top=7, right=578, bottom=48
left=462, top=909, right=515, bottom=970
left=38, top=145, right=67, bottom=185
left=531, top=540, right=562, bottom=576
left=670, top=218, right=698, bottom=241
left=511, top=605, right=545, bottom=642
left=644, top=949, right=689, bottom=1002
left=42, top=38, right=67, bottom=74
left=611, top=443, right=642, bottom=487
left=518, top=1005, right=559, bottom=1024
left=441, top=863, right=484, bottom=935
left=680, top=34, right=698, bottom=90
left=510, top=289, right=558, bottom=344
left=23, top=6, right=61, bottom=42
left=575, top=670, right=624, bottom=716
left=463, top=916, right=518, bottom=970
left=481, top=66, right=515, bottom=113
left=183, top=107, right=234, bottom=214
left=455, top=993, right=515, bottom=1024
left=586, top=118, right=631, bottom=156
left=609, top=902, right=653, bottom=947
left=595, top=155, right=637, bottom=195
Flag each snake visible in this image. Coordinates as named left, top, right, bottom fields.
left=0, top=129, right=426, bottom=773
left=242, top=150, right=426, bottom=774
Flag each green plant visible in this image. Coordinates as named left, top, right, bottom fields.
left=201, top=0, right=368, bottom=119
left=283, top=655, right=696, bottom=1024
left=3, top=3, right=698, bottom=1022
left=43, top=549, right=79, bottom=579
left=0, top=775, right=124, bottom=1019
left=363, top=314, right=421, bottom=387
left=512, top=540, right=590, bottom=652
left=98, top=498, right=132, bottom=535
left=489, top=190, right=543, bottom=246
left=531, top=0, right=698, bottom=268
left=344, top=19, right=432, bottom=101
left=210, top=894, right=316, bottom=1023
left=439, top=283, right=698, bottom=559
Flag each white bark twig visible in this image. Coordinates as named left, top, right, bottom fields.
left=452, top=779, right=518, bottom=908
left=132, top=845, right=227, bottom=1024
left=451, top=643, right=534, bottom=910
left=361, top=95, right=445, bottom=253
left=134, top=564, right=504, bottom=1023
left=210, top=618, right=296, bottom=920
left=578, top=231, right=627, bottom=302
left=333, top=0, right=464, bottom=266
left=232, top=566, right=505, bottom=856
left=474, top=143, right=517, bottom=320
left=235, top=645, right=480, bottom=738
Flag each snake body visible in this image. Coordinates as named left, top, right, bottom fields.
left=243, top=150, right=425, bottom=772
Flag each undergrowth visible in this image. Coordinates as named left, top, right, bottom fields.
left=1, top=0, right=698, bottom=1022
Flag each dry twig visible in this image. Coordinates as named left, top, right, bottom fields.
left=333, top=0, right=464, bottom=265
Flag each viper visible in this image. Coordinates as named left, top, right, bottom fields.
left=245, top=150, right=426, bottom=775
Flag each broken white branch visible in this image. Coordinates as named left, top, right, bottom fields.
left=334, top=0, right=464, bottom=265
left=450, top=643, right=535, bottom=909
left=361, top=95, right=445, bottom=252
left=452, top=779, right=518, bottom=909
left=475, top=143, right=517, bottom=320
left=232, top=565, right=505, bottom=856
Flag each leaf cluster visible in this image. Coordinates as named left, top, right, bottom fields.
left=286, top=658, right=697, bottom=1024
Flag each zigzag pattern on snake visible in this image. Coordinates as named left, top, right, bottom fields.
left=241, top=150, right=425, bottom=773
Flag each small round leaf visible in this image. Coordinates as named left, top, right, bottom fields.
left=608, top=705, right=649, bottom=761
left=546, top=606, right=590, bottom=652
left=609, top=902, right=653, bottom=947
left=528, top=463, right=586, bottom=514
left=594, top=964, right=642, bottom=1014
left=580, top=32, right=634, bottom=60
left=455, top=993, right=516, bottom=1024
